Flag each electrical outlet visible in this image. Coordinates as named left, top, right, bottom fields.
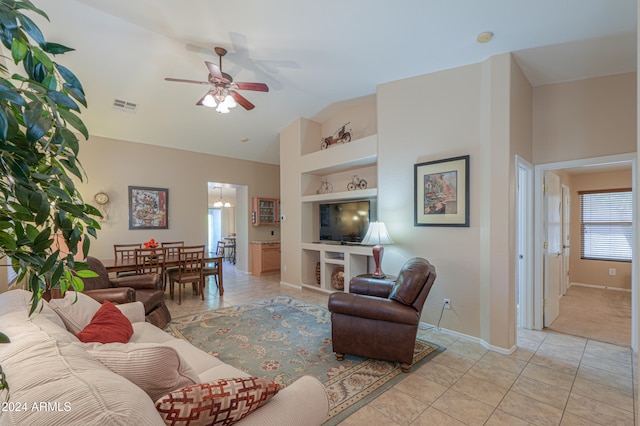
left=609, top=268, right=617, bottom=276
left=443, top=298, right=451, bottom=310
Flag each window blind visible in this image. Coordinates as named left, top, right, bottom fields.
left=580, top=189, right=632, bottom=262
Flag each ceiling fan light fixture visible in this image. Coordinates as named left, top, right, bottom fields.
left=223, top=95, right=237, bottom=109
left=202, top=93, right=217, bottom=108
left=216, top=103, right=230, bottom=114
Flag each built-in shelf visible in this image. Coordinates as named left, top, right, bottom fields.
left=299, top=134, right=377, bottom=175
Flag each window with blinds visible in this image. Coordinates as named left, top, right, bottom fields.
left=580, top=189, right=632, bottom=262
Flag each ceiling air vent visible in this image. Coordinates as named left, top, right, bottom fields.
left=112, top=98, right=138, bottom=113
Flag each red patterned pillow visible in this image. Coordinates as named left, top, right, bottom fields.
left=75, top=300, right=134, bottom=344
left=155, top=377, right=283, bottom=425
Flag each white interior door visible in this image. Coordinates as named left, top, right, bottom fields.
left=561, top=185, right=571, bottom=296
left=544, top=171, right=562, bottom=327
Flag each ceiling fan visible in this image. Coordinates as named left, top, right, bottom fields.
left=165, top=47, right=269, bottom=113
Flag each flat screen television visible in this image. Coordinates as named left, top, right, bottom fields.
left=319, top=199, right=376, bottom=244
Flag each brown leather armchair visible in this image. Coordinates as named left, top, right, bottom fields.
left=82, top=256, right=171, bottom=328
left=327, top=257, right=436, bottom=372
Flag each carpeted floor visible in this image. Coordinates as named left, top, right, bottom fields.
left=166, top=295, right=443, bottom=425
left=547, top=285, right=631, bottom=348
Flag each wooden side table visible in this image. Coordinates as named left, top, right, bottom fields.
left=357, top=274, right=397, bottom=282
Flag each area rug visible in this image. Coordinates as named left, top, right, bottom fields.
left=166, top=296, right=443, bottom=424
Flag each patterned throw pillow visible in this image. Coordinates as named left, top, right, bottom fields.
left=155, top=377, right=284, bottom=426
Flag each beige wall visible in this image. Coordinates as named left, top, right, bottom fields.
left=75, top=135, right=280, bottom=272
left=568, top=169, right=633, bottom=290
left=533, top=73, right=637, bottom=164
left=281, top=55, right=635, bottom=352
left=376, top=53, right=524, bottom=350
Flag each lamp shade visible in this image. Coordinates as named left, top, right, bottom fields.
left=361, top=222, right=394, bottom=245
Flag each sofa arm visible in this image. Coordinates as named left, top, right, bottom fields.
left=348, top=276, right=394, bottom=298
left=111, top=273, right=160, bottom=290
left=328, top=292, right=419, bottom=326
left=84, top=287, right=135, bottom=304
left=237, top=376, right=329, bottom=426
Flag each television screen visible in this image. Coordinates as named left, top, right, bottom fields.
left=319, top=200, right=376, bottom=243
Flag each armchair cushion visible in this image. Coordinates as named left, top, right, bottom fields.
left=389, top=258, right=434, bottom=306
left=111, top=273, right=160, bottom=290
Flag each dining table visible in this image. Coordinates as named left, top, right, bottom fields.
left=101, top=253, right=224, bottom=296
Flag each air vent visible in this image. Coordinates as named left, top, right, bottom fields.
left=112, top=99, right=138, bottom=113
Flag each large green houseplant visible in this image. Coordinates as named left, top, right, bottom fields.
left=0, top=0, right=101, bottom=398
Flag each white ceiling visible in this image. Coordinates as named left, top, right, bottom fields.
left=18, top=0, right=637, bottom=165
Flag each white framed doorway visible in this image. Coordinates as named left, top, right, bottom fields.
left=516, top=156, right=534, bottom=329
left=532, top=153, right=637, bottom=351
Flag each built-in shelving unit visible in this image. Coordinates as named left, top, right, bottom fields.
left=297, top=133, right=378, bottom=293
left=301, top=242, right=371, bottom=293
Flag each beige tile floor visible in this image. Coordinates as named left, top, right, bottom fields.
left=163, top=264, right=638, bottom=426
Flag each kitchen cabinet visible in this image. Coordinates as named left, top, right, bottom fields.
left=251, top=197, right=280, bottom=226
left=251, top=242, right=281, bottom=276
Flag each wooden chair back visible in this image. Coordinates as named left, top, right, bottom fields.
left=161, top=241, right=184, bottom=257
left=134, top=247, right=165, bottom=276
left=114, top=243, right=142, bottom=261
left=168, top=245, right=205, bottom=304
left=216, top=241, right=226, bottom=257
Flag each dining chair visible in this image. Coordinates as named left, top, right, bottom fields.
left=167, top=245, right=205, bottom=305
left=161, top=241, right=184, bottom=290
left=114, top=243, right=142, bottom=277
left=134, top=247, right=166, bottom=276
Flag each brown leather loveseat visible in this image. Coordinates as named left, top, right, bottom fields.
left=327, top=257, right=436, bottom=372
left=81, top=256, right=171, bottom=328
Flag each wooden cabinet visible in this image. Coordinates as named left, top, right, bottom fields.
left=251, top=197, right=280, bottom=226
left=251, top=242, right=281, bottom=276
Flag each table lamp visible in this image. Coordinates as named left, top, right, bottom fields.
left=360, top=221, right=394, bottom=279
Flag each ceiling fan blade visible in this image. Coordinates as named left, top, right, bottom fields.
left=234, top=82, right=269, bottom=92
left=205, top=61, right=224, bottom=80
left=230, top=90, right=255, bottom=110
left=165, top=77, right=210, bottom=85
left=195, top=92, right=209, bottom=106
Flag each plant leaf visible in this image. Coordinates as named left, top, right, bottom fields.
left=43, top=42, right=73, bottom=55
left=47, top=90, right=79, bottom=111
left=17, top=14, right=45, bottom=48
left=58, top=109, right=88, bottom=139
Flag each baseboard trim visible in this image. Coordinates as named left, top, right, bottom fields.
left=419, top=322, right=517, bottom=355
left=570, top=282, right=631, bottom=292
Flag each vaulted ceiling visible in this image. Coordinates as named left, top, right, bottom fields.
left=12, top=0, right=637, bottom=165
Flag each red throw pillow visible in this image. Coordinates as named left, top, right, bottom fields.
left=155, top=377, right=283, bottom=426
left=75, top=300, right=134, bottom=344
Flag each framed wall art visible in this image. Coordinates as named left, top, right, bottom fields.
left=414, top=155, right=469, bottom=227
left=128, top=186, right=169, bottom=230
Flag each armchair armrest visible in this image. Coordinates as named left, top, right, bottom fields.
left=328, top=292, right=419, bottom=326
left=348, top=276, right=394, bottom=298
left=84, top=287, right=135, bottom=305
left=111, top=273, right=160, bottom=290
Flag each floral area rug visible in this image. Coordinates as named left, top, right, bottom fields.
left=166, top=296, right=443, bottom=424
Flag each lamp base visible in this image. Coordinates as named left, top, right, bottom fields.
left=371, top=244, right=385, bottom=279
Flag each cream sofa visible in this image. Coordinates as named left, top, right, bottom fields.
left=0, top=289, right=329, bottom=425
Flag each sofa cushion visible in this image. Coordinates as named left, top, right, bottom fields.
left=155, top=377, right=283, bottom=426
left=0, top=316, right=163, bottom=425
left=75, top=301, right=134, bottom=344
left=81, top=342, right=200, bottom=401
left=49, top=290, right=102, bottom=333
